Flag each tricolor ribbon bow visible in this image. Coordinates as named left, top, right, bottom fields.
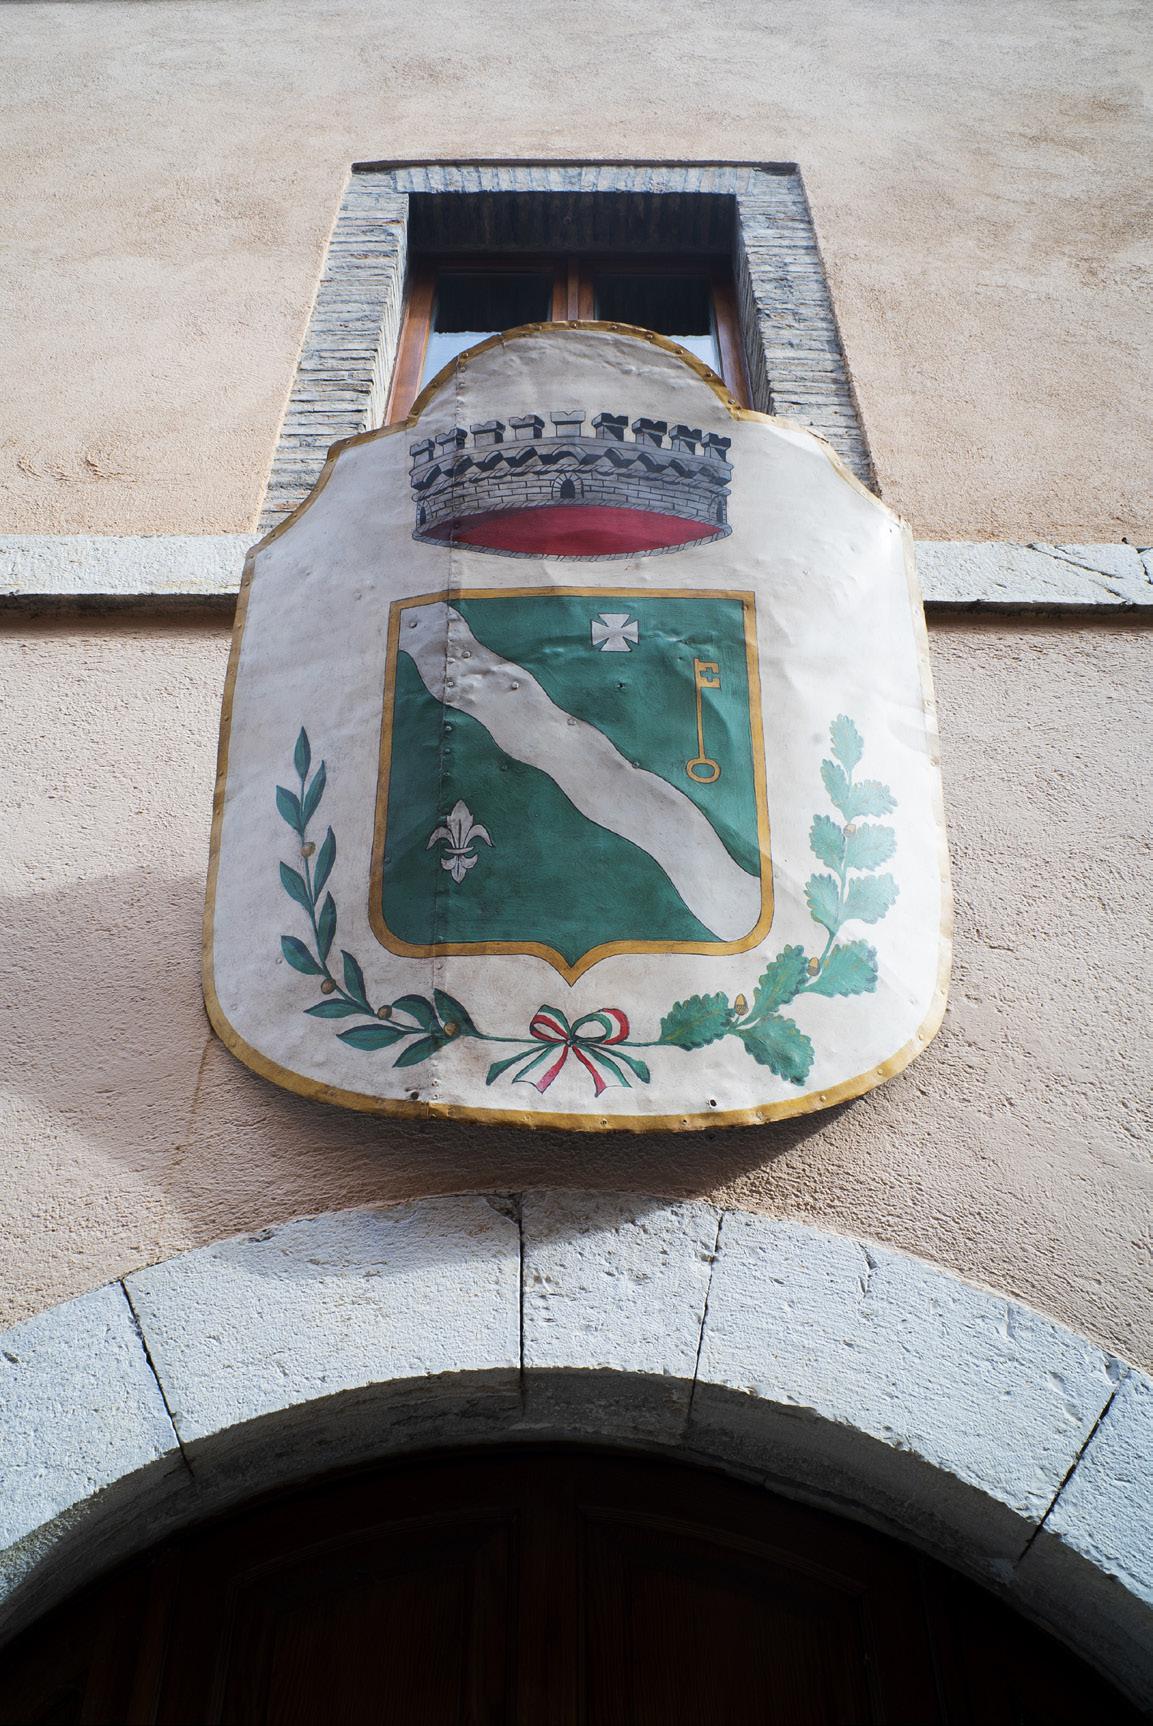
left=485, top=1005, right=649, bottom=1096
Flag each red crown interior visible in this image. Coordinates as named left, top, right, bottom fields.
left=422, top=504, right=723, bottom=557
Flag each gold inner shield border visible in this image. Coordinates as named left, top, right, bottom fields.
left=203, top=323, right=952, bottom=1130
left=368, top=586, right=773, bottom=985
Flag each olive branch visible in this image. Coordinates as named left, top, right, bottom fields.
left=276, top=715, right=897, bottom=1094
left=276, top=728, right=477, bottom=1066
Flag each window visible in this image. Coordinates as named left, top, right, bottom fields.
left=388, top=253, right=749, bottom=418
left=256, top=165, right=874, bottom=537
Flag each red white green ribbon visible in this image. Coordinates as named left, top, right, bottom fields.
left=486, top=1005, right=649, bottom=1096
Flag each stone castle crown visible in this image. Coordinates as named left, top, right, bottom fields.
left=409, top=411, right=733, bottom=558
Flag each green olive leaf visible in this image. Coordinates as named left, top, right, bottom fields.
left=433, top=989, right=479, bottom=1037
left=313, top=827, right=336, bottom=894
left=275, top=785, right=304, bottom=833
left=279, top=862, right=311, bottom=910
left=280, top=935, right=322, bottom=975
left=301, top=760, right=327, bottom=827
left=341, top=949, right=371, bottom=1010
left=316, top=892, right=337, bottom=959
left=393, top=1033, right=445, bottom=1068
left=339, top=1022, right=408, bottom=1050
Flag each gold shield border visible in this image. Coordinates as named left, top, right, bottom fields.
left=202, top=320, right=953, bottom=1131
left=368, top=586, right=773, bottom=985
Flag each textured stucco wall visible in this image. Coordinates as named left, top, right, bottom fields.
left=1, top=613, right=1149, bottom=1366
left=1, top=0, right=1150, bottom=540
left=0, top=5, right=1149, bottom=1379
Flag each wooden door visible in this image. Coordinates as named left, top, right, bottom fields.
left=0, top=1449, right=1139, bottom=1725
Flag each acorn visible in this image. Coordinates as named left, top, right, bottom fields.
left=301, top=841, right=316, bottom=857
left=443, top=1020, right=459, bottom=1038
left=377, top=1005, right=392, bottom=1020
left=844, top=824, right=857, bottom=837
left=807, top=957, right=821, bottom=976
left=733, top=994, right=748, bottom=1017
left=320, top=979, right=336, bottom=994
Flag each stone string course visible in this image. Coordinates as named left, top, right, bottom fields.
left=2, top=536, right=1149, bottom=607
left=258, top=162, right=871, bottom=533
left=0, top=1194, right=1150, bottom=1707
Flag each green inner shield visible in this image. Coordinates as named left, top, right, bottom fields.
left=380, top=593, right=762, bottom=966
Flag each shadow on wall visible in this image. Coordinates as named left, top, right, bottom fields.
left=5, top=614, right=1153, bottom=1359
left=0, top=866, right=842, bottom=1264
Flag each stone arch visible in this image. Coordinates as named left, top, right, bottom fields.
left=1, top=1194, right=1149, bottom=1706
left=552, top=473, right=583, bottom=500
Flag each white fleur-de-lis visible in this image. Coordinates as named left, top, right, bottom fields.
left=426, top=799, right=493, bottom=883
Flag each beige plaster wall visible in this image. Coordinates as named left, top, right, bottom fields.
left=1, top=5, right=1149, bottom=1373
left=2, top=0, right=1151, bottom=541
left=1, top=613, right=1149, bottom=1366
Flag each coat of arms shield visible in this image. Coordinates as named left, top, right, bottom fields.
left=205, top=325, right=950, bottom=1128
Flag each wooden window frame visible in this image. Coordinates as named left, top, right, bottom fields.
left=387, top=252, right=750, bottom=420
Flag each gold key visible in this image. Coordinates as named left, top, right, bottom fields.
left=686, top=658, right=722, bottom=783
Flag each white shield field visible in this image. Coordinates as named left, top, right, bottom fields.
left=205, top=325, right=951, bottom=1129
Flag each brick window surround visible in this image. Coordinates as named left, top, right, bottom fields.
left=259, top=160, right=872, bottom=534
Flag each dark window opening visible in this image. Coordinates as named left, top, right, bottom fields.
left=391, top=252, right=749, bottom=417
left=591, top=271, right=719, bottom=373
left=422, top=268, right=554, bottom=385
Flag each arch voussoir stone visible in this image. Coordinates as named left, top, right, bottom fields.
left=0, top=1192, right=1150, bottom=1708
left=0, top=1283, right=187, bottom=1629
left=519, top=1191, right=721, bottom=1444
left=688, top=1209, right=1122, bottom=1571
